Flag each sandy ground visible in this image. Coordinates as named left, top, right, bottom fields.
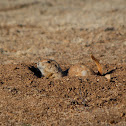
left=0, top=0, right=126, bottom=125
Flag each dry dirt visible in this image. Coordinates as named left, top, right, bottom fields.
left=0, top=0, right=126, bottom=126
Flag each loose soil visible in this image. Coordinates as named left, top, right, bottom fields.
left=0, top=0, right=126, bottom=125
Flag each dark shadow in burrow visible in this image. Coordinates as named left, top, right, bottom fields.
left=29, top=66, right=42, bottom=78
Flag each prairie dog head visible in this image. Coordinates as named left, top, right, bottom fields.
left=37, top=59, right=62, bottom=79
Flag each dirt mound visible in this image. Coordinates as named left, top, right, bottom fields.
left=0, top=63, right=126, bottom=125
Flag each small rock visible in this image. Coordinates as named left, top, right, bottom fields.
left=123, top=79, right=125, bottom=82
left=123, top=41, right=126, bottom=45
left=105, top=74, right=111, bottom=81
left=66, top=78, right=70, bottom=81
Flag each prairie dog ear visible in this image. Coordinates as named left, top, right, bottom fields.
left=91, top=54, right=103, bottom=75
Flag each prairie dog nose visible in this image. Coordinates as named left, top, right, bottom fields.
left=37, top=62, right=39, bottom=66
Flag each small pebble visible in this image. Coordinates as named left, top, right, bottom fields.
left=123, top=41, right=126, bottom=45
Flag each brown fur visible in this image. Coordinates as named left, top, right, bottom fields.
left=37, top=59, right=63, bottom=79
left=91, top=54, right=103, bottom=75
left=68, top=55, right=103, bottom=77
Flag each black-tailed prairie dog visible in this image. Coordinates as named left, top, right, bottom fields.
left=68, top=55, right=103, bottom=77
left=37, top=59, right=63, bottom=79
left=37, top=55, right=110, bottom=81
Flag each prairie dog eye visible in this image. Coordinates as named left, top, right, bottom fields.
left=47, top=61, right=51, bottom=63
